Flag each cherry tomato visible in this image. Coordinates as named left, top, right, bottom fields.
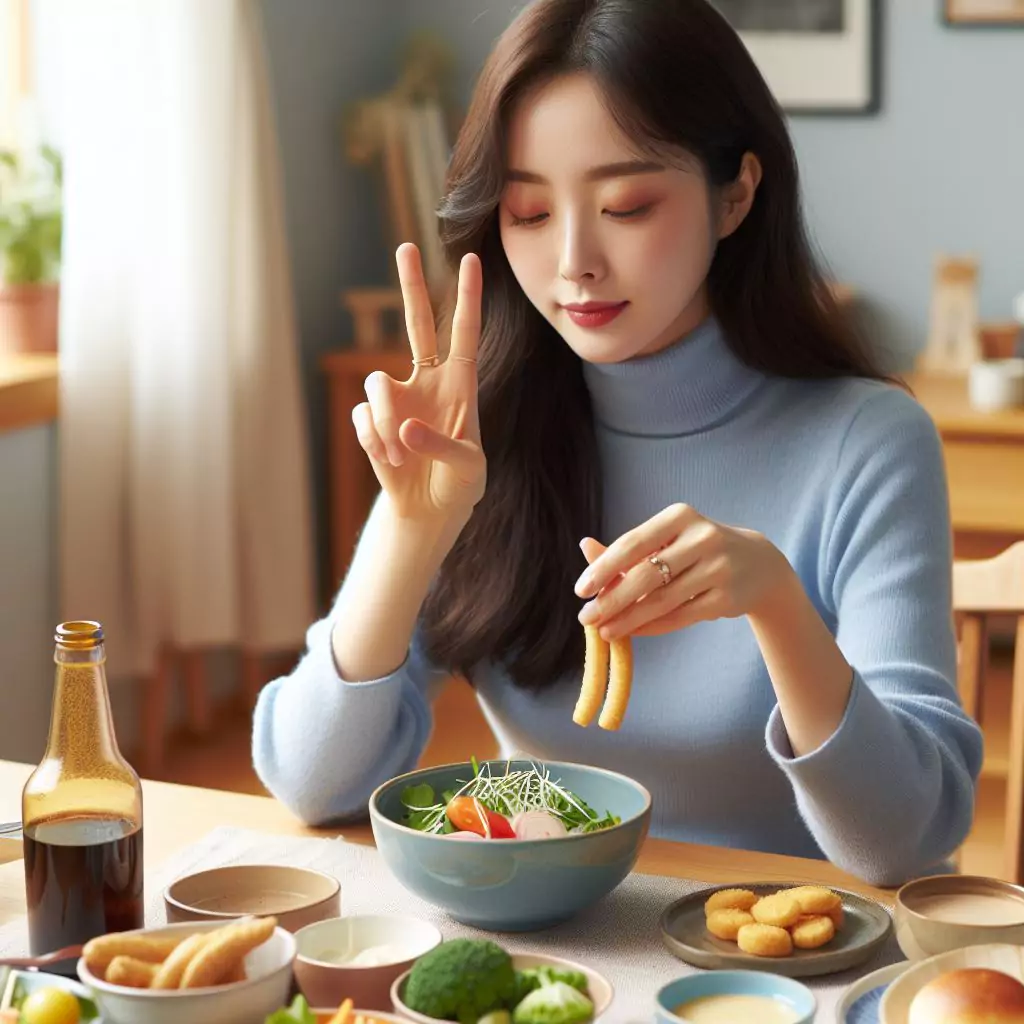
left=20, top=988, right=81, bottom=1024
left=446, top=796, right=515, bottom=838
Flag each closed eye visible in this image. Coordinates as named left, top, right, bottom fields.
left=509, top=212, right=548, bottom=227
left=606, top=203, right=654, bottom=220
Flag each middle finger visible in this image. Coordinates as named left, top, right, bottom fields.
left=578, top=541, right=698, bottom=626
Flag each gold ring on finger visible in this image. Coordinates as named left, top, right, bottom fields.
left=649, top=554, right=673, bottom=586
left=412, top=354, right=441, bottom=368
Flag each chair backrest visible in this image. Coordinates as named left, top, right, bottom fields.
left=952, top=540, right=1024, bottom=883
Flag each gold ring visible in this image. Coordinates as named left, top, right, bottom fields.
left=449, top=355, right=477, bottom=365
left=649, top=554, right=672, bottom=586
left=412, top=355, right=441, bottom=368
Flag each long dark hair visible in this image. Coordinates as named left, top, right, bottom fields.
left=419, top=0, right=893, bottom=691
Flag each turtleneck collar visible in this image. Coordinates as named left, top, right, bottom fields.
left=581, top=315, right=766, bottom=437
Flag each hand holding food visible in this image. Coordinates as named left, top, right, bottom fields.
left=704, top=886, right=845, bottom=958
left=574, top=504, right=793, bottom=640
left=351, top=243, right=486, bottom=524
left=81, top=916, right=277, bottom=990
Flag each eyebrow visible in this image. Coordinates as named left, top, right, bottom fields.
left=505, top=160, right=665, bottom=184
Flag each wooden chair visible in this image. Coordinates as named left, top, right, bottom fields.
left=953, top=541, right=1024, bottom=883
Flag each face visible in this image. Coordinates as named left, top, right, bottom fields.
left=499, top=73, right=727, bottom=364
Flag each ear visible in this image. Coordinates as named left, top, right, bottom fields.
left=716, top=151, right=762, bottom=240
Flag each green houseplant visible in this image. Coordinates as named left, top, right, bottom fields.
left=0, top=143, right=62, bottom=355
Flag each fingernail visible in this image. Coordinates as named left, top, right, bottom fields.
left=574, top=570, right=594, bottom=596
left=578, top=602, right=598, bottom=624
left=600, top=625, right=615, bottom=640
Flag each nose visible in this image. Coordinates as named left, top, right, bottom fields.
left=558, top=212, right=606, bottom=285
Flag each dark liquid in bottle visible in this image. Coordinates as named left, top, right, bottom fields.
left=24, top=814, right=144, bottom=954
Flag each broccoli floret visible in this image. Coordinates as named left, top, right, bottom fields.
left=515, top=967, right=589, bottom=995
left=512, top=982, right=594, bottom=1024
left=404, top=938, right=517, bottom=1024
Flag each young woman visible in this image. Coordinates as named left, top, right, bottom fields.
left=253, top=0, right=982, bottom=886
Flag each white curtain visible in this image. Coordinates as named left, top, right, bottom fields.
left=47, top=0, right=315, bottom=679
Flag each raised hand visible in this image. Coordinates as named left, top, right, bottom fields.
left=351, top=243, right=487, bottom=523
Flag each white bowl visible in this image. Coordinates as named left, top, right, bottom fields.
left=76, top=919, right=296, bottom=1024
left=881, top=942, right=1024, bottom=1024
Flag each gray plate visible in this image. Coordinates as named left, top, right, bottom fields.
left=660, top=881, right=893, bottom=979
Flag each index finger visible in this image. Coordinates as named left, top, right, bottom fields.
left=449, top=253, right=482, bottom=362
left=396, top=243, right=437, bottom=363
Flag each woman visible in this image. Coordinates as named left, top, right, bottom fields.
left=253, top=0, right=982, bottom=886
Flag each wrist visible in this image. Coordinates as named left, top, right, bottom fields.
left=747, top=544, right=803, bottom=628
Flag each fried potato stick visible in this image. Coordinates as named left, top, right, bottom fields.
left=83, top=933, right=186, bottom=976
left=599, top=635, right=632, bottom=730
left=106, top=955, right=160, bottom=988
left=573, top=624, right=609, bottom=726
left=151, top=931, right=211, bottom=989
left=180, top=916, right=277, bottom=989
left=328, top=998, right=354, bottom=1024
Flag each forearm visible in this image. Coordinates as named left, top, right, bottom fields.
left=331, top=498, right=467, bottom=681
left=747, top=565, right=853, bottom=757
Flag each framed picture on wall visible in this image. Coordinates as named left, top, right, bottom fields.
left=712, top=0, right=881, bottom=115
left=944, top=0, right=1024, bottom=24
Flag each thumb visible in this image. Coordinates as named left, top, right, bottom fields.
left=400, top=418, right=483, bottom=480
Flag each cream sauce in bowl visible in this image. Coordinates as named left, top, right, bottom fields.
left=674, top=994, right=800, bottom=1023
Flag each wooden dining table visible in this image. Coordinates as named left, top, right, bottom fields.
left=0, top=758, right=894, bottom=933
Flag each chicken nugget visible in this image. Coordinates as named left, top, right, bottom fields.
left=826, top=902, right=844, bottom=930
left=706, top=908, right=755, bottom=941
left=737, top=923, right=793, bottom=957
left=791, top=914, right=836, bottom=950
left=151, top=931, right=210, bottom=989
left=704, top=888, right=758, bottom=916
left=83, top=932, right=186, bottom=975
left=751, top=893, right=802, bottom=928
left=106, top=955, right=160, bottom=988
left=781, top=885, right=841, bottom=915
left=180, top=916, right=277, bottom=989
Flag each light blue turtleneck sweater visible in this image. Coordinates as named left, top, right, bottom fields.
left=252, top=318, right=983, bottom=887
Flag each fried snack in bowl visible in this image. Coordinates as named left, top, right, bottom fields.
left=76, top=917, right=296, bottom=1024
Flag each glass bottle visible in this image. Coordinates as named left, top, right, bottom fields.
left=21, top=621, right=144, bottom=954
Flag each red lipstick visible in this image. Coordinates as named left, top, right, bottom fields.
left=560, top=301, right=629, bottom=328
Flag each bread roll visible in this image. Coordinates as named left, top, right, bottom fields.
left=908, top=968, right=1024, bottom=1024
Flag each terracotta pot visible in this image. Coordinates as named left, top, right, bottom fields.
left=0, top=282, right=60, bottom=355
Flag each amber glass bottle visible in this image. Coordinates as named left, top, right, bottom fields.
left=21, top=622, right=144, bottom=954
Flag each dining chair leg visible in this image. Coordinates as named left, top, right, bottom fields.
left=182, top=649, right=211, bottom=737
left=1005, top=617, right=1024, bottom=884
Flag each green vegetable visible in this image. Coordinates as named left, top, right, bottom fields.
left=263, top=994, right=316, bottom=1024
left=511, top=982, right=594, bottom=1024
left=400, top=761, right=620, bottom=836
left=515, top=967, right=589, bottom=995
left=403, top=938, right=517, bottom=1024
left=477, top=1013, right=512, bottom=1024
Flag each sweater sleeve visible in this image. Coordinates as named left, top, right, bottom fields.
left=251, top=507, right=449, bottom=826
left=764, top=386, right=984, bottom=887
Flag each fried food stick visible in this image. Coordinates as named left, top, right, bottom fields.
left=83, top=933, right=186, bottom=976
left=106, top=955, right=160, bottom=988
left=180, top=916, right=276, bottom=989
left=151, top=931, right=211, bottom=989
left=598, top=635, right=632, bottom=731
left=573, top=624, right=609, bottom=726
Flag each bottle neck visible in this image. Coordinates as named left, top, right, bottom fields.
left=45, top=644, right=123, bottom=768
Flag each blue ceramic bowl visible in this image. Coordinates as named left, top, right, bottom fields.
left=368, top=759, right=651, bottom=932
left=656, top=971, right=817, bottom=1024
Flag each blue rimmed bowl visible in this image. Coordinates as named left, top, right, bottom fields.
left=368, top=758, right=652, bottom=932
left=656, top=971, right=817, bottom=1024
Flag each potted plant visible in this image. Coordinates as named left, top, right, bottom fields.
left=0, top=143, right=62, bottom=355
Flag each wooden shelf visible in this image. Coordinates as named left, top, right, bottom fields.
left=0, top=353, right=58, bottom=433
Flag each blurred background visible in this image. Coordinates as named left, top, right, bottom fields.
left=1, top=0, right=1022, bottom=877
